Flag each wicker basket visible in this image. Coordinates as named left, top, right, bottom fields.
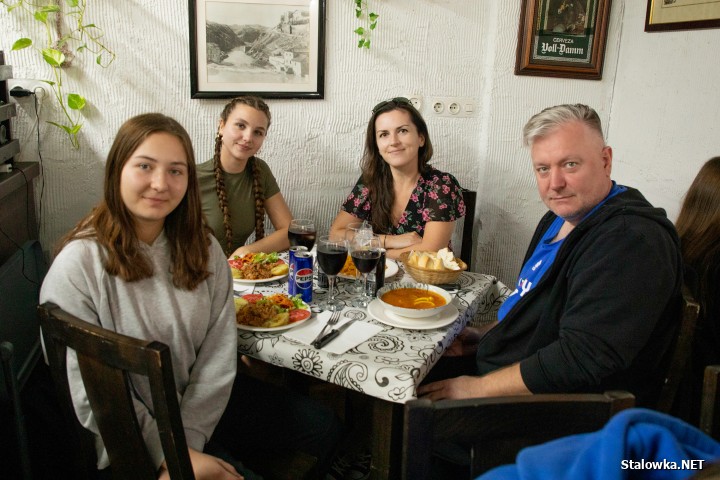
left=398, top=251, right=467, bottom=285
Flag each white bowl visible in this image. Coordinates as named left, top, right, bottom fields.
left=376, top=282, right=452, bottom=319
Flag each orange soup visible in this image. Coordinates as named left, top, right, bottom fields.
left=381, top=288, right=447, bottom=309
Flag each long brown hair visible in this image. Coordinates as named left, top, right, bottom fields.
left=361, top=100, right=434, bottom=233
left=56, top=113, right=212, bottom=290
left=213, top=96, right=271, bottom=254
left=676, top=156, right=720, bottom=313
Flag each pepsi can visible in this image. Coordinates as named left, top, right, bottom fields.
left=293, top=251, right=314, bottom=303
left=288, top=246, right=309, bottom=296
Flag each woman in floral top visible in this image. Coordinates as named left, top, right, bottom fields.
left=330, top=97, right=466, bottom=260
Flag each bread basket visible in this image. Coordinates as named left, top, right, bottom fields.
left=398, top=251, right=467, bottom=285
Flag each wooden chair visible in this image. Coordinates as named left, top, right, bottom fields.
left=402, top=390, right=635, bottom=479
left=38, top=302, right=196, bottom=480
left=700, top=365, right=720, bottom=440
left=0, top=240, right=47, bottom=479
left=459, top=189, right=476, bottom=271
left=656, top=285, right=700, bottom=413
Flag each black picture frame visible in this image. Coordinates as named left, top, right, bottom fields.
left=645, top=0, right=720, bottom=32
left=189, top=0, right=326, bottom=99
left=515, top=0, right=613, bottom=80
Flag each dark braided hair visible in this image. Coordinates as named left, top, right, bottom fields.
left=213, top=96, right=272, bottom=254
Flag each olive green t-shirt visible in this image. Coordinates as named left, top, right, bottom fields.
left=197, top=157, right=281, bottom=252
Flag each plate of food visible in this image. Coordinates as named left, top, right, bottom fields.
left=337, top=256, right=399, bottom=280
left=229, top=252, right=289, bottom=285
left=235, top=292, right=312, bottom=332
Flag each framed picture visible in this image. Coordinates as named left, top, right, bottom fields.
left=515, top=0, right=613, bottom=80
left=645, top=0, right=720, bottom=32
left=189, top=0, right=326, bottom=99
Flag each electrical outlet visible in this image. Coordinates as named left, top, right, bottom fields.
left=7, top=79, right=49, bottom=101
left=428, top=96, right=476, bottom=118
left=405, top=94, right=422, bottom=111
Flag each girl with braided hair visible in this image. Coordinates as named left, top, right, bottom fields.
left=198, top=96, right=292, bottom=258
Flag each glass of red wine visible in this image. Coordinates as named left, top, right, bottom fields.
left=288, top=218, right=317, bottom=251
left=317, top=234, right=348, bottom=311
left=344, top=221, right=373, bottom=294
left=350, top=233, right=381, bottom=308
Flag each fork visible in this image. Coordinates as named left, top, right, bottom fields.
left=311, top=311, right=341, bottom=347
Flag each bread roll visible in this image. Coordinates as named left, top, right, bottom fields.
left=431, top=257, right=444, bottom=270
left=417, top=253, right=430, bottom=268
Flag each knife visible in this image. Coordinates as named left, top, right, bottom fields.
left=312, top=320, right=357, bottom=349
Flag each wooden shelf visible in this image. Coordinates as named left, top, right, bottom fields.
left=0, top=139, right=20, bottom=164
left=0, top=103, right=16, bottom=122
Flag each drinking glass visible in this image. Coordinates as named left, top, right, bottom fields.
left=288, top=218, right=317, bottom=251
left=344, top=221, right=373, bottom=294
left=316, top=235, right=348, bottom=312
left=350, top=233, right=381, bottom=308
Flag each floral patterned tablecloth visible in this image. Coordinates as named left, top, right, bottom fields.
left=236, top=262, right=510, bottom=404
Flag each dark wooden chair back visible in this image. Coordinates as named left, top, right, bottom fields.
left=38, top=303, right=195, bottom=480
left=656, top=285, right=700, bottom=413
left=459, top=189, right=476, bottom=270
left=700, top=365, right=720, bottom=440
left=402, top=391, right=635, bottom=479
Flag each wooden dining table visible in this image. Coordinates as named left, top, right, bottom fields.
left=235, top=256, right=510, bottom=479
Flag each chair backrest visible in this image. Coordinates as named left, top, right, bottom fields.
left=38, top=303, right=195, bottom=480
left=656, top=285, right=700, bottom=413
left=700, top=365, right=720, bottom=440
left=402, top=390, right=635, bottom=479
left=459, top=189, right=476, bottom=271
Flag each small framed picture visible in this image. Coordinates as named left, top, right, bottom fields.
left=515, top=0, right=613, bottom=80
left=645, top=0, right=720, bottom=32
left=189, top=0, right=326, bottom=99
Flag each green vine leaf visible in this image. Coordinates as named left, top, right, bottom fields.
left=354, top=27, right=365, bottom=35
left=12, top=38, right=33, bottom=50
left=67, top=94, right=86, bottom=110
left=42, top=48, right=65, bottom=67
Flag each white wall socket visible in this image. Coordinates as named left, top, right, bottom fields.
left=428, top=96, right=476, bottom=118
left=405, top=94, right=422, bottom=111
left=8, top=78, right=49, bottom=101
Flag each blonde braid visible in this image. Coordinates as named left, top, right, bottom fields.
left=213, top=133, right=234, bottom=254
left=250, top=157, right=266, bottom=240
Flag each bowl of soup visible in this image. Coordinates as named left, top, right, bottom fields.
left=377, top=282, right=452, bottom=318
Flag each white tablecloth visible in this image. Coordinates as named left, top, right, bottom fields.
left=236, top=260, right=510, bottom=404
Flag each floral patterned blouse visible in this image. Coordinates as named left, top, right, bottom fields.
left=340, top=167, right=466, bottom=236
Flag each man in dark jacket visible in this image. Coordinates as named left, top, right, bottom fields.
left=419, top=104, right=682, bottom=407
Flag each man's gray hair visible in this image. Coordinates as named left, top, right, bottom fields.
left=523, top=104, right=604, bottom=147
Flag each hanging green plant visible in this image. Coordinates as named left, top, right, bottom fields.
left=353, top=0, right=379, bottom=49
left=1, top=0, right=115, bottom=149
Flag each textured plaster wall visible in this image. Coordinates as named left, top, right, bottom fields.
left=2, top=0, right=719, bottom=286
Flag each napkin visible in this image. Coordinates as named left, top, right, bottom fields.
left=283, top=310, right=384, bottom=354
left=232, top=283, right=255, bottom=296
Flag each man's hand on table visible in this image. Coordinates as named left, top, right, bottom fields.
left=417, top=363, right=531, bottom=401
left=157, top=448, right=242, bottom=480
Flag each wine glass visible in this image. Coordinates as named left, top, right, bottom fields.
left=344, top=221, right=373, bottom=294
left=350, top=233, right=381, bottom=308
left=288, top=218, right=317, bottom=251
left=316, top=234, right=348, bottom=312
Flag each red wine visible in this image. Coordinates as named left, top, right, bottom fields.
left=351, top=250, right=380, bottom=274
left=317, top=246, right=347, bottom=276
left=288, top=229, right=316, bottom=250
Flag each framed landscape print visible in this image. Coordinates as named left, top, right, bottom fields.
left=189, top=0, right=326, bottom=99
left=645, top=0, right=720, bottom=32
left=515, top=0, right=613, bottom=80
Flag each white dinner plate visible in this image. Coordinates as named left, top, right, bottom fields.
left=338, top=259, right=399, bottom=281
left=367, top=298, right=459, bottom=330
left=233, top=273, right=288, bottom=285
left=236, top=305, right=312, bottom=332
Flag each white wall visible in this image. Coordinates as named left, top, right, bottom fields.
left=2, top=0, right=719, bottom=285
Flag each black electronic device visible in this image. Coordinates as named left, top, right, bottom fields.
left=0, top=51, right=19, bottom=170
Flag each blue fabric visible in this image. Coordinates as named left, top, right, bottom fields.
left=477, top=409, right=720, bottom=480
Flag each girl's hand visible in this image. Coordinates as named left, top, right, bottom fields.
left=385, top=231, right=421, bottom=249
left=157, top=448, right=243, bottom=480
